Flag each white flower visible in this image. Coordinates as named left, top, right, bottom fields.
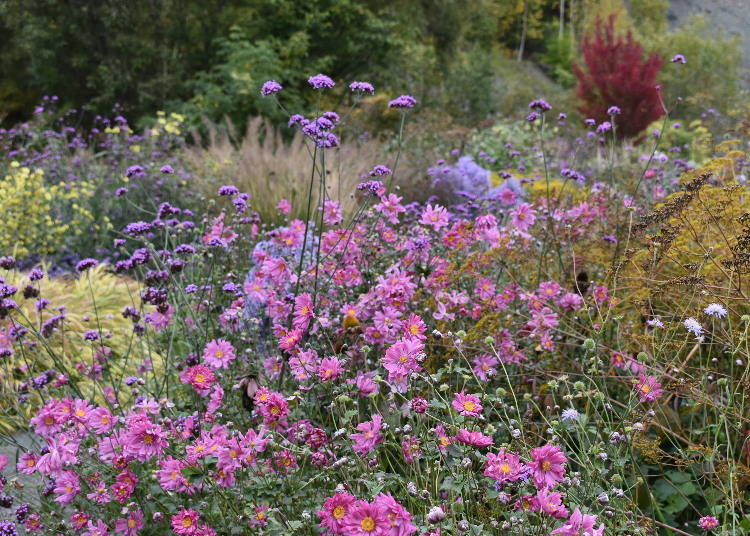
left=704, top=303, right=727, bottom=318
left=646, top=317, right=664, bottom=328
left=683, top=317, right=703, bottom=336
left=561, top=408, right=580, bottom=422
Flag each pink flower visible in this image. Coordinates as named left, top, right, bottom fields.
left=114, top=509, right=144, bottom=536
left=420, top=204, right=451, bottom=230
left=122, top=415, right=168, bottom=461
left=434, top=425, right=452, bottom=453
left=202, top=339, right=236, bottom=369
left=156, top=457, right=188, bottom=491
left=249, top=506, right=270, bottom=528
left=350, top=414, right=384, bottom=455
left=484, top=449, right=525, bottom=483
left=180, top=365, right=216, bottom=395
left=317, top=492, right=357, bottom=534
left=349, top=372, right=379, bottom=397
left=83, top=520, right=110, bottom=536
left=511, top=203, right=536, bottom=231
left=401, top=436, right=421, bottom=463
left=293, top=293, right=315, bottom=331
left=17, top=452, right=39, bottom=474
left=634, top=374, right=664, bottom=402
left=276, top=199, right=292, bottom=214
left=451, top=392, right=483, bottom=417
left=172, top=509, right=201, bottom=535
left=373, top=493, right=418, bottom=536
left=318, top=356, right=344, bottom=381
left=698, top=516, right=719, bottom=531
left=551, top=508, right=604, bottom=536
left=455, top=429, right=493, bottom=448
left=529, top=443, right=567, bottom=489
left=53, top=470, right=80, bottom=504
left=532, top=488, right=569, bottom=518
left=382, top=338, right=423, bottom=377
left=472, top=354, right=498, bottom=381
left=341, top=500, right=390, bottom=536
left=87, top=407, right=115, bottom=434
left=202, top=213, right=236, bottom=247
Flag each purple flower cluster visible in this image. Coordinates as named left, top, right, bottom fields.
left=260, top=80, right=283, bottom=96
left=388, top=95, right=417, bottom=109
left=308, top=74, right=335, bottom=89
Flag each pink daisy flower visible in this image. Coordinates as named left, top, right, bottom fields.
left=634, top=374, right=664, bottom=402
left=350, top=414, right=384, bottom=455
left=341, top=500, right=390, bottom=536
left=529, top=443, right=567, bottom=489
left=484, top=449, right=525, bottom=483
left=551, top=508, right=604, bottom=536
left=455, top=429, right=493, bottom=448
left=317, top=492, right=357, bottom=535
left=452, top=392, right=483, bottom=417
left=419, top=204, right=451, bottom=230
left=202, top=339, right=236, bottom=369
left=172, top=509, right=201, bottom=536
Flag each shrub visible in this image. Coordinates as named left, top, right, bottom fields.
left=573, top=14, right=664, bottom=139
left=0, top=163, right=97, bottom=258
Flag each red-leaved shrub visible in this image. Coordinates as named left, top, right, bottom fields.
left=573, top=14, right=665, bottom=139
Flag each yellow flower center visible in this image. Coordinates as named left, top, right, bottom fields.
left=541, top=460, right=552, bottom=471
left=360, top=517, right=375, bottom=531
left=333, top=505, right=346, bottom=519
left=182, top=517, right=193, bottom=528
left=500, top=463, right=511, bottom=474
left=398, top=355, right=408, bottom=363
left=463, top=401, right=475, bottom=412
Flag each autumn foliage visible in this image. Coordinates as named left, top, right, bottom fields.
left=573, top=14, right=665, bottom=139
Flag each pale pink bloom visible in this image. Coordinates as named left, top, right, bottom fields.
left=420, top=204, right=451, bottom=230
left=276, top=199, right=292, bottom=214
left=551, top=508, right=604, bottom=536
left=511, top=203, right=536, bottom=231
left=350, top=414, right=384, bottom=455
left=202, top=339, right=236, bottom=369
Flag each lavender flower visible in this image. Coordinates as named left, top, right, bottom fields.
left=75, top=258, right=99, bottom=273
left=218, top=185, right=240, bottom=197
left=671, top=54, right=687, bottom=64
left=683, top=317, right=703, bottom=337
left=388, top=95, right=417, bottom=109
left=368, top=165, right=393, bottom=177
left=528, top=98, right=552, bottom=112
left=704, top=303, right=727, bottom=318
left=607, top=106, right=621, bottom=115
left=260, top=80, right=283, bottom=96
left=307, top=74, right=335, bottom=89
left=349, top=81, right=375, bottom=94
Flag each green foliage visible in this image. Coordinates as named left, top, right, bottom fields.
left=541, top=26, right=577, bottom=88
left=650, top=16, right=742, bottom=117
left=0, top=0, right=235, bottom=124
left=182, top=1, right=402, bottom=127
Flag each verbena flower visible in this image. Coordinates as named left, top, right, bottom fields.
left=260, top=80, right=283, bottom=96
left=308, top=74, right=335, bottom=89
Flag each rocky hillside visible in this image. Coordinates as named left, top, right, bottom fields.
left=668, top=0, right=750, bottom=71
